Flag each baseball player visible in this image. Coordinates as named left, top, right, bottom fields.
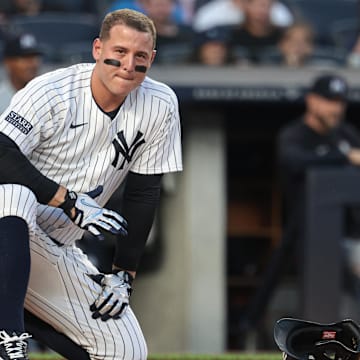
left=0, top=8, right=182, bottom=360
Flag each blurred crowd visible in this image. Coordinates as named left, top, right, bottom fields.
left=0, top=0, right=359, bottom=67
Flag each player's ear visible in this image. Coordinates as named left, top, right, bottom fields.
left=149, top=49, right=156, bottom=65
left=92, top=38, right=102, bottom=61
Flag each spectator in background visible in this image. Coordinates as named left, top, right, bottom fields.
left=189, top=26, right=235, bottom=65
left=192, top=0, right=293, bottom=32
left=0, top=0, right=100, bottom=24
left=273, top=22, right=347, bottom=68
left=259, top=21, right=315, bottom=66
left=5, top=0, right=42, bottom=16
left=277, top=73, right=360, bottom=306
left=0, top=31, right=42, bottom=112
left=106, top=0, right=186, bottom=24
left=227, top=0, right=287, bottom=63
left=277, top=22, right=314, bottom=66
left=106, top=0, right=143, bottom=14
left=141, top=0, right=195, bottom=64
left=176, top=0, right=194, bottom=24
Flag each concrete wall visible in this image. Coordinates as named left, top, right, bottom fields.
left=131, top=111, right=227, bottom=353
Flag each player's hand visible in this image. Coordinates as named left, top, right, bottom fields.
left=60, top=186, right=128, bottom=241
left=88, top=271, right=133, bottom=321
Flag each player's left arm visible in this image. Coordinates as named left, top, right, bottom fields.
left=90, top=85, right=183, bottom=320
left=89, top=171, right=163, bottom=321
left=113, top=171, right=163, bottom=274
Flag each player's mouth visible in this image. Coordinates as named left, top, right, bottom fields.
left=115, top=74, right=135, bottom=81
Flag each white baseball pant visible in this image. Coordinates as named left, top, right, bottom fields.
left=0, top=184, right=148, bottom=360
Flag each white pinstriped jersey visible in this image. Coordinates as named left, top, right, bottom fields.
left=0, top=63, right=182, bottom=245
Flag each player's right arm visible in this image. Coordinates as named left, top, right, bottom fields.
left=0, top=132, right=127, bottom=240
left=0, top=132, right=60, bottom=204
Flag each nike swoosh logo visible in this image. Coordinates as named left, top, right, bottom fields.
left=79, top=198, right=101, bottom=209
left=70, top=122, right=88, bottom=129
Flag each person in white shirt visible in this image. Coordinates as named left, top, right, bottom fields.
left=192, top=0, right=293, bottom=32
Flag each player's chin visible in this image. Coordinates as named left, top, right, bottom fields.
left=118, top=80, right=143, bottom=94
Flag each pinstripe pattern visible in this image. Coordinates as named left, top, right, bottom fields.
left=25, top=240, right=147, bottom=360
left=0, top=63, right=182, bottom=246
left=0, top=62, right=182, bottom=359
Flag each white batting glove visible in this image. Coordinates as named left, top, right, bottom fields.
left=60, top=186, right=128, bottom=241
left=88, top=271, right=133, bottom=321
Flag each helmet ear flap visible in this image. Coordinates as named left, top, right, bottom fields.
left=274, top=318, right=360, bottom=360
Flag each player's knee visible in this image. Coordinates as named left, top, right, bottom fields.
left=113, top=338, right=147, bottom=360
left=94, top=333, right=148, bottom=360
left=0, top=184, right=37, bottom=222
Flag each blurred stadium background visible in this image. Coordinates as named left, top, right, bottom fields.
left=1, top=0, right=360, bottom=357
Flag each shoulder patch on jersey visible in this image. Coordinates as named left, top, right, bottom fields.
left=5, top=111, right=33, bottom=135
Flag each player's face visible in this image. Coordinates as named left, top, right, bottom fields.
left=307, top=94, right=346, bottom=130
left=5, top=55, right=41, bottom=90
left=92, top=24, right=156, bottom=106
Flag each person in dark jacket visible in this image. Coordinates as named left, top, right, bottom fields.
left=277, top=73, right=360, bottom=304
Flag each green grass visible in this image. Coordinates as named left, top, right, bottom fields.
left=147, top=354, right=282, bottom=360
left=29, top=352, right=282, bottom=360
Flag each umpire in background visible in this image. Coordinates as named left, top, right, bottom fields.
left=277, top=73, right=360, bottom=308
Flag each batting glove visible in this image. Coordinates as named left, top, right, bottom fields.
left=88, top=271, right=133, bottom=321
left=60, top=186, right=128, bottom=241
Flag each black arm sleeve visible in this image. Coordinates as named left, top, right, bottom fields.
left=113, top=171, right=163, bottom=271
left=0, top=133, right=59, bottom=204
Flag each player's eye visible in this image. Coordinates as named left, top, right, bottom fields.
left=116, top=49, right=126, bottom=55
left=136, top=53, right=147, bottom=60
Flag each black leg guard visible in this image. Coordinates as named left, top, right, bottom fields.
left=24, top=310, right=90, bottom=360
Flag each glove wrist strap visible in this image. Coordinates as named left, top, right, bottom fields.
left=59, top=190, right=77, bottom=218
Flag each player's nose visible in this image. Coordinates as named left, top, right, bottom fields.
left=122, top=55, right=136, bottom=72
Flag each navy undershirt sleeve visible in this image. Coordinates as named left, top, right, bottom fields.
left=0, top=132, right=59, bottom=204
left=113, top=171, right=163, bottom=271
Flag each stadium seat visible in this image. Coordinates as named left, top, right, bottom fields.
left=9, top=13, right=100, bottom=63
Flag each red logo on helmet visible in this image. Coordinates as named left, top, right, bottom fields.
left=322, top=331, right=336, bottom=339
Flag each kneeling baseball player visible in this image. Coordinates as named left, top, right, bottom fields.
left=0, top=8, right=182, bottom=360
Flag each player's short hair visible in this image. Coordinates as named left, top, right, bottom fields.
left=99, top=9, right=157, bottom=49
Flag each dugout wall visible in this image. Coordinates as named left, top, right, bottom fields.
left=129, top=66, right=360, bottom=353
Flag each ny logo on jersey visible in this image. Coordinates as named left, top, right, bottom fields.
left=112, top=130, right=146, bottom=170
